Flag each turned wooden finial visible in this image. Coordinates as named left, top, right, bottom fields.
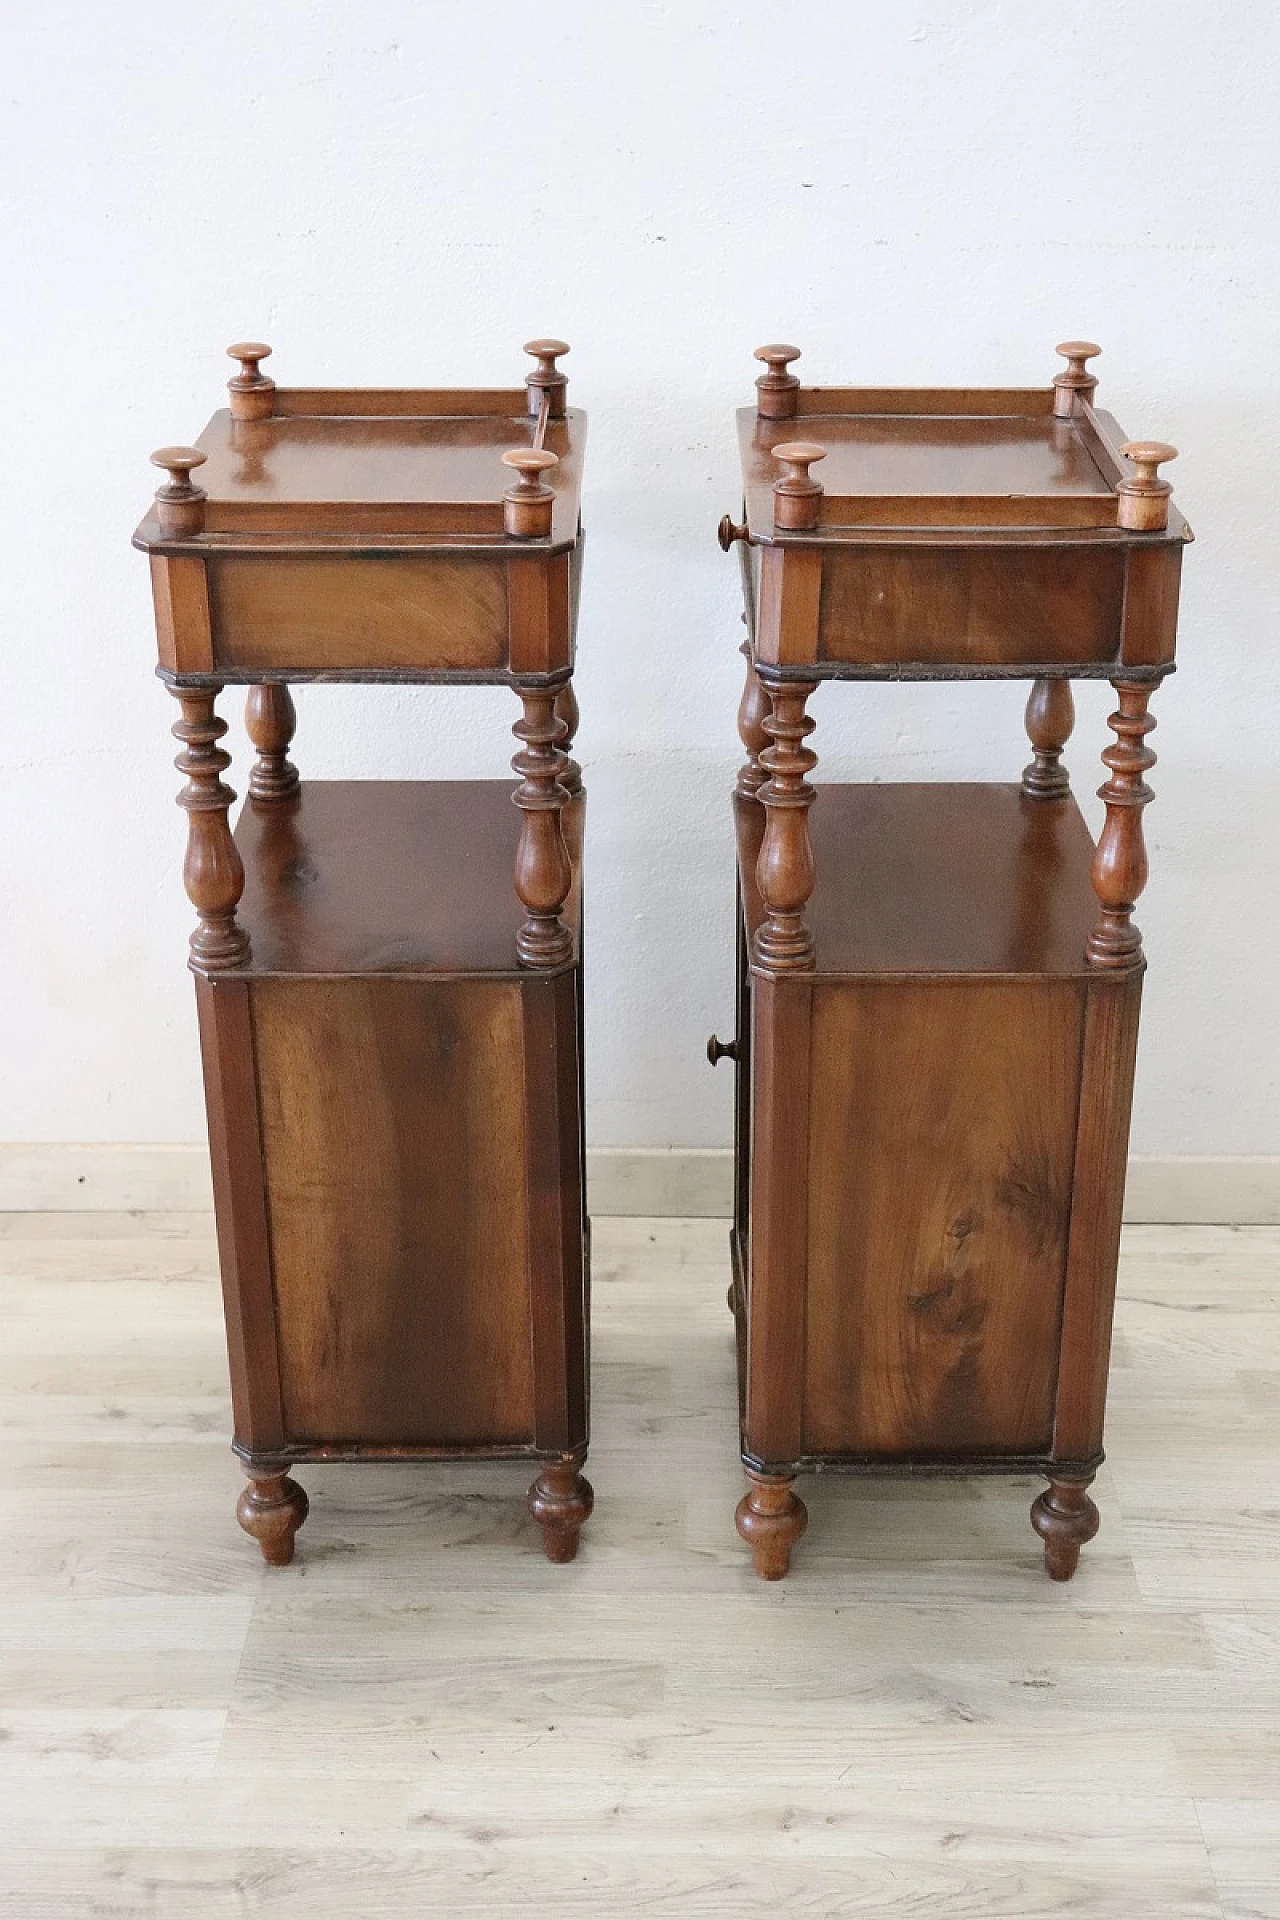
left=524, top=338, right=570, bottom=419
left=502, top=447, right=558, bottom=538
left=1117, top=441, right=1177, bottom=531
left=754, top=343, right=802, bottom=419
left=1053, top=340, right=1101, bottom=417
left=1086, top=679, right=1158, bottom=969
left=772, top=442, right=826, bottom=532
left=226, top=341, right=276, bottom=421
left=151, top=447, right=208, bottom=538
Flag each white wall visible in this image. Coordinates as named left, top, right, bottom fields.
left=1, top=1, right=1276, bottom=1156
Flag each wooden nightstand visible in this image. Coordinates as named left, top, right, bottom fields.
left=713, top=341, right=1190, bottom=1580
left=135, top=340, right=592, bottom=1566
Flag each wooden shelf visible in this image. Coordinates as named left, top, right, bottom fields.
left=735, top=782, right=1099, bottom=979
left=234, top=780, right=583, bottom=979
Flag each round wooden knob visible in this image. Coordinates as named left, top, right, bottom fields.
left=502, top=447, right=558, bottom=537
left=1117, top=440, right=1177, bottom=530
left=524, top=339, right=570, bottom=418
left=707, top=1034, right=739, bottom=1065
left=502, top=447, right=559, bottom=485
left=1053, top=339, right=1102, bottom=415
left=226, top=341, right=276, bottom=419
left=151, top=446, right=207, bottom=491
left=772, top=441, right=826, bottom=531
left=718, top=514, right=747, bottom=551
left=150, top=446, right=207, bottom=536
left=754, top=343, right=802, bottom=419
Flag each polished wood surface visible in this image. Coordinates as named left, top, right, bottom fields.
left=1, top=1209, right=1274, bottom=1916
left=208, top=552, right=510, bottom=675
left=804, top=979, right=1083, bottom=1458
left=234, top=781, right=583, bottom=978
left=722, top=340, right=1187, bottom=1580
left=735, top=782, right=1099, bottom=978
left=255, top=977, right=533, bottom=1448
left=142, top=343, right=591, bottom=1562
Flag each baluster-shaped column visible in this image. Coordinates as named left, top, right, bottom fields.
left=554, top=680, right=582, bottom=798
left=246, top=684, right=300, bottom=803
left=512, top=687, right=573, bottom=968
left=1021, top=676, right=1075, bottom=800
left=1086, top=680, right=1157, bottom=969
left=753, top=679, right=818, bottom=971
left=169, top=686, right=249, bottom=969
left=736, top=642, right=771, bottom=801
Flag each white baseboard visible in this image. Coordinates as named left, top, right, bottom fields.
left=0, top=1142, right=1277, bottom=1225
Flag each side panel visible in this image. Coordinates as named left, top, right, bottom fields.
left=195, top=975, right=284, bottom=1453
left=818, top=545, right=1125, bottom=671
left=208, top=553, right=509, bottom=674
left=251, top=976, right=534, bottom=1448
left=744, top=974, right=813, bottom=1468
left=1053, top=971, right=1144, bottom=1463
left=804, top=979, right=1085, bottom=1459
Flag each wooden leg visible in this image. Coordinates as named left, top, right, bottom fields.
left=236, top=1467, right=308, bottom=1566
left=246, top=683, right=300, bottom=802
left=528, top=1457, right=594, bottom=1564
left=1031, top=1475, right=1100, bottom=1581
left=1021, top=676, right=1074, bottom=799
left=735, top=1469, right=808, bottom=1580
left=512, top=686, right=573, bottom=968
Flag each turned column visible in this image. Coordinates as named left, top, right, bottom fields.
left=236, top=1465, right=309, bottom=1566
left=527, top=1453, right=594, bottom=1563
left=169, top=686, right=249, bottom=969
left=554, top=680, right=582, bottom=798
left=512, top=686, right=573, bottom=968
left=1022, top=677, right=1075, bottom=799
left=736, top=643, right=771, bottom=801
left=246, top=684, right=300, bottom=803
left=1031, top=1474, right=1100, bottom=1581
left=1086, top=680, right=1157, bottom=969
left=753, top=679, right=818, bottom=971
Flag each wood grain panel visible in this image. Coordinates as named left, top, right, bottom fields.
left=251, top=977, right=533, bottom=1448
left=804, top=980, right=1084, bottom=1459
left=817, top=544, right=1124, bottom=670
left=208, top=553, right=508, bottom=674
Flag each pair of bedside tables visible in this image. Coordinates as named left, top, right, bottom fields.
left=136, top=336, right=1189, bottom=1583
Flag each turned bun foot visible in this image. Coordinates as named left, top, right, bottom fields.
left=236, top=1469, right=308, bottom=1566
left=1031, top=1476, right=1100, bottom=1581
left=736, top=1470, right=808, bottom=1580
left=528, top=1459, right=594, bottom=1564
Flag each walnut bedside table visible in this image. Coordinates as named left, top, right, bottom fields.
left=712, top=341, right=1190, bottom=1581
left=135, top=339, right=592, bottom=1566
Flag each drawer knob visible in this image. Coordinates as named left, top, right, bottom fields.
left=718, top=514, right=747, bottom=551
left=707, top=1034, right=739, bottom=1066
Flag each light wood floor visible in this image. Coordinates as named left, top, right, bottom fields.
left=0, top=1213, right=1276, bottom=1917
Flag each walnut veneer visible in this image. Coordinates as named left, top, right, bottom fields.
left=714, top=340, right=1191, bottom=1580
left=136, top=340, right=591, bottom=1566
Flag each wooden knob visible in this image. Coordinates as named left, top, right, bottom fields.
left=771, top=441, right=826, bottom=531
left=1117, top=440, right=1177, bottom=531
left=502, top=446, right=558, bottom=537
left=718, top=514, right=747, bottom=551
left=707, top=1034, right=739, bottom=1065
left=754, top=343, right=802, bottom=420
left=524, top=338, right=570, bottom=419
left=150, top=446, right=207, bottom=537
left=1053, top=339, right=1102, bottom=416
left=226, top=340, right=276, bottom=420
